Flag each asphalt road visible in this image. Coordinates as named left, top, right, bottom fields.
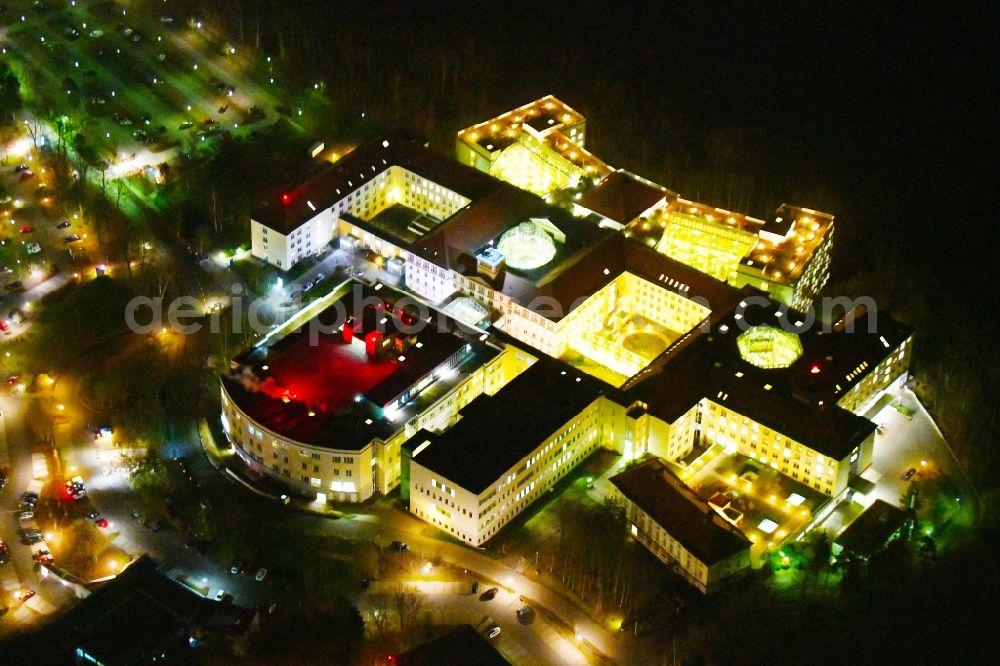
left=0, top=391, right=76, bottom=627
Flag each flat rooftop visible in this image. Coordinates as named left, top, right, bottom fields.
left=611, top=457, right=752, bottom=565
left=347, top=204, right=444, bottom=247
left=406, top=358, right=611, bottom=494
left=252, top=129, right=501, bottom=234
left=458, top=94, right=585, bottom=149
left=577, top=170, right=673, bottom=225
left=836, top=499, right=912, bottom=558
left=223, top=282, right=491, bottom=450
left=457, top=95, right=611, bottom=178
left=740, top=205, right=835, bottom=284
left=624, top=297, right=912, bottom=460
left=418, top=214, right=741, bottom=323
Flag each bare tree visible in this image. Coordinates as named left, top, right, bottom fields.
left=393, top=585, right=423, bottom=632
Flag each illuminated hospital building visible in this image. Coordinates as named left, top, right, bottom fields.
left=458, top=97, right=834, bottom=312
left=237, top=108, right=911, bottom=589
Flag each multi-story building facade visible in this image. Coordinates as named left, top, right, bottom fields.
left=455, top=95, right=610, bottom=195
left=239, top=119, right=911, bottom=584
left=734, top=206, right=835, bottom=311
left=406, top=359, right=609, bottom=545
left=220, top=282, right=535, bottom=502
left=401, top=297, right=911, bottom=548
left=458, top=98, right=837, bottom=311
left=611, top=457, right=752, bottom=593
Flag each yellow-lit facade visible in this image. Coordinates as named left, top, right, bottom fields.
left=654, top=210, right=759, bottom=282
left=221, top=344, right=535, bottom=502
left=835, top=334, right=914, bottom=414
left=735, top=207, right=835, bottom=311
left=457, top=95, right=610, bottom=195
left=489, top=133, right=585, bottom=196
left=616, top=480, right=752, bottom=593
left=454, top=270, right=711, bottom=381
left=410, top=395, right=605, bottom=545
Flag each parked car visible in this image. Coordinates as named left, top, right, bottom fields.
left=56, top=220, right=71, bottom=229
left=6, top=280, right=24, bottom=291
left=0, top=320, right=9, bottom=333
left=85, top=510, right=99, bottom=520
left=32, top=551, right=53, bottom=564
left=26, top=243, right=41, bottom=255
left=20, top=491, right=38, bottom=505
left=19, top=529, right=43, bottom=545
left=255, top=567, right=268, bottom=582
left=13, top=164, right=29, bottom=172
left=17, top=510, right=34, bottom=521
left=18, top=224, right=31, bottom=234
left=20, top=170, right=34, bottom=179
left=389, top=541, right=408, bottom=552
left=63, top=234, right=81, bottom=243
left=902, top=467, right=917, bottom=481
left=15, top=589, right=35, bottom=602
left=229, top=560, right=244, bottom=575
left=486, top=624, right=501, bottom=639
left=479, top=587, right=499, bottom=601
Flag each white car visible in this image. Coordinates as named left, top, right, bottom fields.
left=255, top=567, right=268, bottom=582
left=214, top=589, right=227, bottom=601
left=487, top=625, right=501, bottom=639
left=26, top=243, right=42, bottom=255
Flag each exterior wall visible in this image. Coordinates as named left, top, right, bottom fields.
left=254, top=165, right=469, bottom=272
left=410, top=397, right=605, bottom=546
left=700, top=399, right=862, bottom=496
left=655, top=212, right=758, bottom=282
left=734, top=227, right=834, bottom=312
left=251, top=206, right=335, bottom=271
left=836, top=335, right=912, bottom=414
left=405, top=253, right=456, bottom=303
left=223, top=344, right=535, bottom=503
left=485, top=271, right=711, bottom=372
left=336, top=217, right=407, bottom=260
left=250, top=219, right=289, bottom=269
left=619, top=492, right=750, bottom=593
left=222, top=385, right=375, bottom=502
left=789, top=226, right=833, bottom=311
left=488, top=134, right=584, bottom=196
left=455, top=138, right=495, bottom=173
left=221, top=345, right=534, bottom=503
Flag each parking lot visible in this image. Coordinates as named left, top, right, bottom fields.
left=1, top=0, right=280, bottom=179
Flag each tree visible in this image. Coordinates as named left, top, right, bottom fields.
left=0, top=62, right=22, bottom=119
left=393, top=585, right=424, bottom=631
